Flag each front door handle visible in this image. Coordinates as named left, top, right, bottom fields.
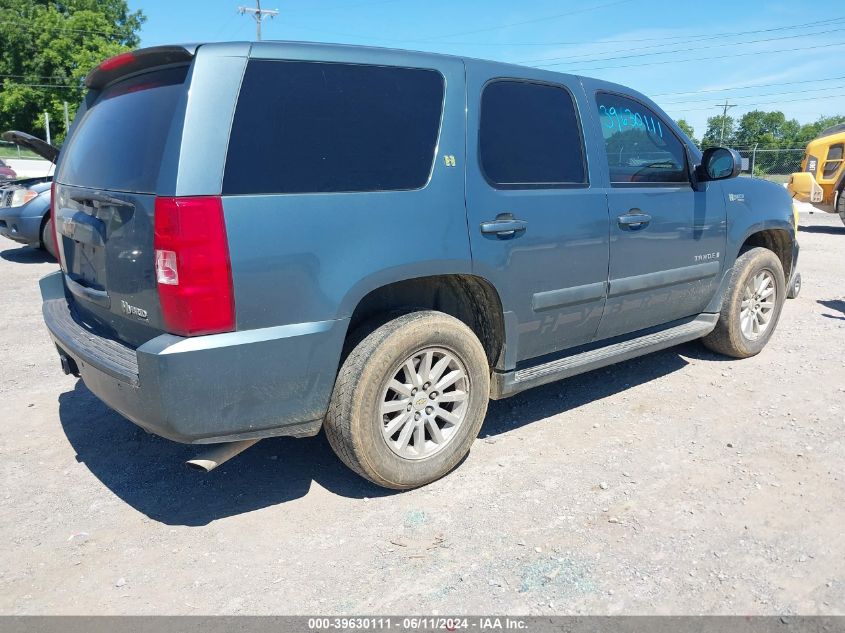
left=480, top=214, right=528, bottom=239
left=617, top=210, right=652, bottom=230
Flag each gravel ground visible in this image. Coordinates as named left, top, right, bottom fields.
left=0, top=211, right=843, bottom=615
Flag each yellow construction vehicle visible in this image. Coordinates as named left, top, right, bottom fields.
left=788, top=123, right=845, bottom=225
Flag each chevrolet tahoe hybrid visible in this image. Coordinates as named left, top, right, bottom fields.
left=40, top=42, right=798, bottom=489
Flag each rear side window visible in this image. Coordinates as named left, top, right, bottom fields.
left=596, top=92, right=689, bottom=186
left=223, top=61, right=445, bottom=195
left=57, top=66, right=188, bottom=193
left=479, top=80, right=587, bottom=188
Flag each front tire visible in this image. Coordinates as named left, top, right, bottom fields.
left=702, top=247, right=786, bottom=358
left=837, top=188, right=845, bottom=226
left=324, top=311, right=490, bottom=490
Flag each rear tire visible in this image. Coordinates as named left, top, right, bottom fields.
left=324, top=311, right=490, bottom=490
left=702, top=247, right=786, bottom=358
left=40, top=217, right=56, bottom=260
left=837, top=188, right=845, bottom=226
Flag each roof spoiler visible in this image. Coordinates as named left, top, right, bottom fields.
left=85, top=45, right=197, bottom=90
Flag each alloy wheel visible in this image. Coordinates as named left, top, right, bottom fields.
left=380, top=347, right=470, bottom=460
left=740, top=270, right=776, bottom=340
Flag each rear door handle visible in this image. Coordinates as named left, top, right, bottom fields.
left=617, top=210, right=652, bottom=230
left=480, top=214, right=528, bottom=239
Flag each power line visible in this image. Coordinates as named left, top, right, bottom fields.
left=652, top=75, right=845, bottom=97
left=0, top=73, right=74, bottom=80
left=515, top=16, right=845, bottom=60
left=277, top=13, right=845, bottom=48
left=0, top=82, right=78, bottom=89
left=518, top=25, right=844, bottom=66
left=284, top=0, right=407, bottom=12
left=422, top=0, right=637, bottom=41
left=667, top=92, right=845, bottom=113
left=535, top=41, right=845, bottom=71
left=0, top=19, right=133, bottom=38
left=659, top=84, right=845, bottom=105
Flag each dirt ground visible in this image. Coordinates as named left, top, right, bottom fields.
left=0, top=211, right=843, bottom=616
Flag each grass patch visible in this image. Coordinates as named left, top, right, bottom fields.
left=0, top=146, right=42, bottom=160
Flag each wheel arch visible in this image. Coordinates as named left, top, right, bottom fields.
left=736, top=224, right=795, bottom=281
left=345, top=273, right=506, bottom=370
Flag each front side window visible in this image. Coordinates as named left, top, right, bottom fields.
left=223, top=61, right=445, bottom=195
left=479, top=80, right=587, bottom=188
left=822, top=143, right=844, bottom=179
left=596, top=92, right=688, bottom=186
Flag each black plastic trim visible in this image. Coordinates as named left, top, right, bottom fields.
left=43, top=298, right=138, bottom=385
left=532, top=281, right=607, bottom=311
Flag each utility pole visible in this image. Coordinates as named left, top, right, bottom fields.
left=44, top=112, right=51, bottom=146
left=238, top=1, right=278, bottom=41
left=63, top=102, right=70, bottom=134
left=716, top=99, right=737, bottom=145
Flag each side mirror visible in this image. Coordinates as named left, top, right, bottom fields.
left=698, top=147, right=742, bottom=181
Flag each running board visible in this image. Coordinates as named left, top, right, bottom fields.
left=491, top=313, right=719, bottom=399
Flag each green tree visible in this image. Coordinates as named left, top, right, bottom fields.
left=676, top=118, right=696, bottom=144
left=733, top=110, right=791, bottom=148
left=701, top=114, right=735, bottom=148
left=0, top=0, right=145, bottom=145
left=791, top=115, right=845, bottom=146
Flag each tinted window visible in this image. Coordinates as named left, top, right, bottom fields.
left=57, top=66, right=188, bottom=193
left=223, top=61, right=444, bottom=195
left=479, top=80, right=586, bottom=187
left=596, top=93, right=688, bottom=186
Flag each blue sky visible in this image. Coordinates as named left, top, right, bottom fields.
left=128, top=0, right=843, bottom=143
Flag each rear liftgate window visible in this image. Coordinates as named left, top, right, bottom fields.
left=57, top=66, right=189, bottom=193
left=223, top=60, right=445, bottom=194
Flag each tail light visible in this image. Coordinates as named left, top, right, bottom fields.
left=50, top=182, right=61, bottom=265
left=153, top=196, right=235, bottom=336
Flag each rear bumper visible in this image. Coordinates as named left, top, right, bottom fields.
left=40, top=271, right=348, bottom=444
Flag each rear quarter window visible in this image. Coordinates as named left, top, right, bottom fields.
left=223, top=60, right=445, bottom=195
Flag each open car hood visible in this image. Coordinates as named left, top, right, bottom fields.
left=1, top=130, right=59, bottom=163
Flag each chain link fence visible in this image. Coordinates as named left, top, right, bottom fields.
left=735, top=148, right=806, bottom=184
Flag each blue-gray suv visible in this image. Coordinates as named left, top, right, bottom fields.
left=40, top=42, right=798, bottom=489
